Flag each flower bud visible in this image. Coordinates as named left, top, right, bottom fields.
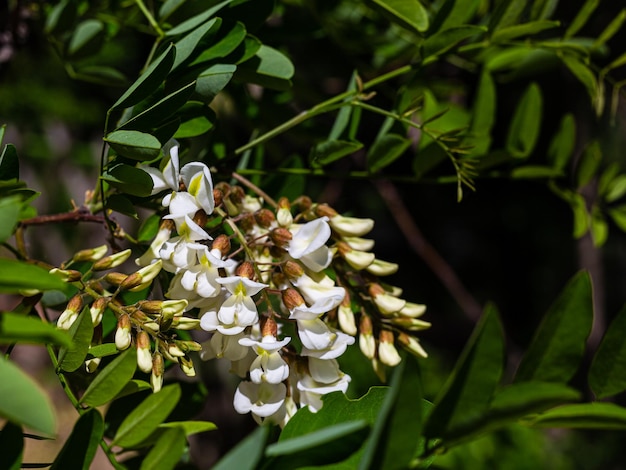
left=179, top=355, right=196, bottom=377
left=170, top=316, right=201, bottom=330
left=151, top=352, right=164, bottom=393
left=337, top=242, right=375, bottom=270
left=378, top=330, right=401, bottom=366
left=93, top=248, right=132, bottom=271
left=57, top=295, right=83, bottom=330
left=398, top=333, right=428, bottom=358
left=270, top=227, right=293, bottom=247
left=136, top=331, right=153, bottom=373
left=235, top=261, right=255, bottom=280
left=399, top=302, right=427, bottom=318
left=276, top=197, right=293, bottom=227
left=369, top=283, right=406, bottom=315
left=328, top=213, right=374, bottom=237
left=90, top=297, right=108, bottom=326
left=366, top=259, right=399, bottom=276
left=255, top=208, right=276, bottom=228
left=343, top=236, right=375, bottom=252
left=281, top=287, right=306, bottom=311
left=338, top=296, right=357, bottom=336
left=213, top=188, right=224, bottom=208
left=85, top=357, right=101, bottom=373
left=115, top=315, right=132, bottom=350
left=260, top=316, right=278, bottom=338
left=49, top=268, right=82, bottom=282
left=391, top=317, right=432, bottom=331
left=359, top=315, right=376, bottom=359
left=73, top=244, right=108, bottom=262
left=104, top=272, right=128, bottom=287
left=282, top=260, right=304, bottom=279
left=211, top=234, right=231, bottom=257
left=314, top=204, right=338, bottom=218
left=121, top=260, right=163, bottom=291
left=168, top=343, right=186, bottom=358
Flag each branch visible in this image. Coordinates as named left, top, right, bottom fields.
left=19, top=208, right=106, bottom=227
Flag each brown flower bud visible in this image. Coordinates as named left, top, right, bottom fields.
left=213, top=188, right=223, bottom=207
left=211, top=234, right=231, bottom=256
left=282, top=288, right=305, bottom=311
left=235, top=261, right=255, bottom=279
left=270, top=227, right=293, bottom=247
left=260, top=316, right=278, bottom=338
left=282, top=260, right=304, bottom=279
left=104, top=272, right=128, bottom=287
left=193, top=209, right=207, bottom=228
left=229, top=185, right=245, bottom=204
left=315, top=204, right=338, bottom=218
left=255, top=208, right=276, bottom=228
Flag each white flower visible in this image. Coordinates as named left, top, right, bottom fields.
left=180, top=162, right=214, bottom=215
left=136, top=225, right=173, bottom=267
left=366, top=258, right=399, bottom=276
left=141, top=139, right=180, bottom=195
left=234, top=381, right=287, bottom=418
left=163, top=191, right=202, bottom=220
left=287, top=217, right=333, bottom=272
left=297, top=370, right=351, bottom=412
left=297, top=319, right=355, bottom=360
left=200, top=332, right=250, bottom=361
left=291, top=273, right=345, bottom=308
left=329, top=214, right=374, bottom=237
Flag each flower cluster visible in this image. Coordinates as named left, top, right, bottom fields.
left=54, top=139, right=430, bottom=426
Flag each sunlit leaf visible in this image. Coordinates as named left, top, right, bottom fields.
left=81, top=348, right=137, bottom=407
left=159, top=420, right=217, bottom=436
left=50, top=409, right=104, bottom=470
left=565, top=0, right=600, bottom=38
left=0, top=355, right=56, bottom=436
left=171, top=18, right=222, bottom=70
left=195, top=64, right=237, bottom=103
left=112, top=384, right=181, bottom=449
left=514, top=271, right=593, bottom=384
left=0, top=196, right=21, bottom=243
left=0, top=259, right=67, bottom=294
left=492, top=20, right=560, bottom=42
left=139, top=427, right=186, bottom=470
left=164, top=0, right=232, bottom=36
left=234, top=45, right=295, bottom=90
left=560, top=55, right=597, bottom=101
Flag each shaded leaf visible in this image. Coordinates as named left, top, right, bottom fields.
left=104, top=131, right=162, bottom=161
left=561, top=55, right=597, bottom=101
left=505, top=82, right=542, bottom=159
left=112, top=384, right=181, bottom=448
left=171, top=18, right=222, bottom=70
left=576, top=140, right=602, bottom=188
left=0, top=421, right=23, bottom=470
left=424, top=304, right=504, bottom=439
left=0, top=312, right=71, bottom=348
left=106, top=194, right=139, bottom=219
left=0, top=196, right=21, bottom=243
left=413, top=142, right=447, bottom=177
left=45, top=0, right=77, bottom=35
left=81, top=348, right=137, bottom=407
left=310, top=140, right=363, bottom=167
left=66, top=19, right=105, bottom=59
left=102, top=164, right=154, bottom=197
left=565, top=0, right=600, bottom=38
left=514, top=271, right=593, bottom=383
left=212, top=425, right=269, bottom=470
left=589, top=305, right=626, bottom=398
left=367, top=0, right=430, bottom=34
left=50, top=409, right=104, bottom=470
left=139, top=427, right=186, bottom=470
left=190, top=21, right=247, bottom=65
left=0, top=355, right=56, bottom=436
left=608, top=205, right=626, bottom=232
left=605, top=174, right=626, bottom=203
left=492, top=20, right=560, bottom=42
left=234, top=45, right=295, bottom=90
left=547, top=114, right=576, bottom=171
left=159, top=420, right=217, bottom=436
left=530, top=402, right=626, bottom=429
left=165, top=0, right=232, bottom=36
left=195, top=64, right=237, bottom=103
left=423, top=25, right=486, bottom=60
left=58, top=307, right=94, bottom=373
left=111, top=44, right=176, bottom=111
left=509, top=166, right=564, bottom=179
left=0, top=143, right=19, bottom=180
left=592, top=9, right=626, bottom=48
left=367, top=133, right=412, bottom=173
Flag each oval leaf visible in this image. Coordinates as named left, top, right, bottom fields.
left=589, top=304, right=626, bottom=398
left=58, top=307, right=94, bottom=373
left=530, top=402, right=626, bottom=430
left=112, top=384, right=181, bottom=448
left=505, top=82, right=542, bottom=159
left=102, top=164, right=154, bottom=197
left=0, top=259, right=66, bottom=294
left=0, top=312, right=71, bottom=348
left=139, top=427, right=186, bottom=470
left=66, top=19, right=105, bottom=59
left=80, top=348, right=138, bottom=407
left=104, top=131, right=162, bottom=162
left=368, top=0, right=429, bottom=33
left=50, top=409, right=104, bottom=470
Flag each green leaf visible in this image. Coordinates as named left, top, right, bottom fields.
left=111, top=44, right=176, bottom=111
left=589, top=305, right=626, bottom=398
left=137, top=213, right=162, bottom=242
left=0, top=421, right=23, bottom=470
left=86, top=343, right=119, bottom=359
left=102, top=164, right=154, bottom=197
left=328, top=73, right=358, bottom=141
left=424, top=304, right=504, bottom=440
left=139, top=427, right=186, bottom=470
left=531, top=0, right=559, bottom=20
left=514, top=271, right=593, bottom=383
left=0, top=312, right=71, bottom=348
left=367, top=0, right=430, bottom=34
left=0, top=196, right=21, bottom=243
left=0, top=259, right=66, bottom=293
left=608, top=205, right=626, bottom=232
left=159, top=420, right=217, bottom=436
left=489, top=0, right=526, bottom=31
left=492, top=20, right=560, bottom=42
left=195, top=64, right=237, bottom=103
left=509, top=166, right=564, bottom=179
left=431, top=0, right=481, bottom=32
left=310, top=140, right=363, bottom=167
left=590, top=205, right=608, bottom=247
left=50, top=409, right=104, bottom=470
left=190, top=21, right=247, bottom=65
left=212, top=425, right=269, bottom=470
left=106, top=194, right=139, bottom=219
left=530, top=402, right=626, bottom=429
left=173, top=101, right=216, bottom=138
left=117, top=82, right=196, bottom=132
left=422, top=25, right=486, bottom=60
left=66, top=19, right=106, bottom=59
left=505, top=82, right=542, bottom=159
left=80, top=348, right=137, bottom=407
left=371, top=355, right=425, bottom=470
left=104, top=131, right=162, bottom=162
left=367, top=133, right=412, bottom=173
left=413, top=142, right=447, bottom=177
left=0, top=143, right=19, bottom=180
left=171, top=18, right=222, bottom=70
left=547, top=114, right=576, bottom=171
left=564, top=0, right=600, bottom=38
left=44, top=0, right=77, bottom=35
left=468, top=70, right=495, bottom=156
left=58, top=307, right=94, bottom=373
left=605, top=174, right=626, bottom=203
left=592, top=9, right=626, bottom=48
left=158, top=0, right=186, bottom=22
left=164, top=0, right=232, bottom=36
left=576, top=140, right=602, bottom=188
left=113, top=379, right=152, bottom=401
left=112, top=384, right=181, bottom=449
left=74, top=66, right=128, bottom=87
left=0, top=355, right=56, bottom=436
left=560, top=55, right=597, bottom=101
left=234, top=45, right=295, bottom=90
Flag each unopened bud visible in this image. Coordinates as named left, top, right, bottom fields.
left=211, top=234, right=231, bottom=257
left=121, top=260, right=163, bottom=291
left=329, top=214, right=375, bottom=237
left=235, top=261, right=255, bottom=280
left=136, top=331, right=153, bottom=373
left=255, top=208, right=276, bottom=228
left=260, top=316, right=278, bottom=338
left=151, top=352, right=164, bottom=393
left=282, top=260, right=304, bottom=279
left=314, top=204, right=338, bottom=218
left=171, top=316, right=201, bottom=330
left=115, top=315, right=132, bottom=350
left=282, top=288, right=306, bottom=311
left=366, top=259, right=399, bottom=276
left=391, top=317, right=432, bottom=331
left=49, top=268, right=82, bottom=282
left=193, top=209, right=207, bottom=229
left=104, top=272, right=128, bottom=287
left=90, top=297, right=108, bottom=326
left=270, top=227, right=292, bottom=247
left=337, top=242, right=375, bottom=270
left=378, top=330, right=401, bottom=366
left=338, top=302, right=357, bottom=336
left=276, top=198, right=293, bottom=227
left=57, top=295, right=84, bottom=330
left=359, top=315, right=376, bottom=359
left=369, top=283, right=406, bottom=315
left=93, top=248, right=132, bottom=271
left=85, top=357, right=101, bottom=373
left=168, top=343, right=186, bottom=358
left=399, top=302, right=427, bottom=318
left=179, top=355, right=196, bottom=377
left=398, top=333, right=428, bottom=358
left=294, top=195, right=312, bottom=212
left=73, top=244, right=108, bottom=262
left=213, top=188, right=223, bottom=207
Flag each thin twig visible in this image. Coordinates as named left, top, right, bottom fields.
left=374, top=178, right=483, bottom=322
left=19, top=208, right=106, bottom=227
left=231, top=172, right=278, bottom=208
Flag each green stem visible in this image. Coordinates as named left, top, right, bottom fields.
left=134, top=0, right=165, bottom=38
